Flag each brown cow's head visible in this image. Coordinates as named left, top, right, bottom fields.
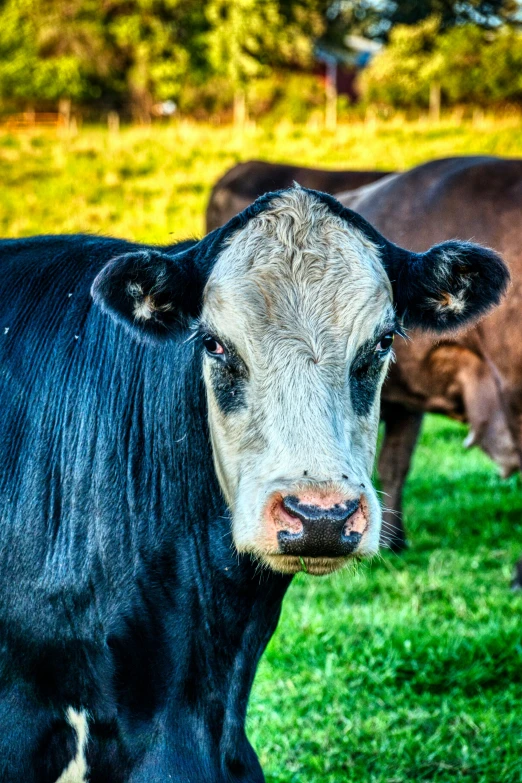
left=92, top=188, right=509, bottom=575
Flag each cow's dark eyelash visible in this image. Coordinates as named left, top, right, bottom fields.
left=199, top=331, right=248, bottom=380
left=374, top=325, right=400, bottom=355
left=196, top=324, right=217, bottom=340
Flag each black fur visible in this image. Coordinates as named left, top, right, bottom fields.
left=350, top=338, right=389, bottom=418
left=91, top=242, right=199, bottom=340
left=209, top=344, right=249, bottom=415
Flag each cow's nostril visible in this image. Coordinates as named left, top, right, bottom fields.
left=281, top=495, right=359, bottom=525
left=276, top=497, right=304, bottom=538
left=280, top=496, right=303, bottom=520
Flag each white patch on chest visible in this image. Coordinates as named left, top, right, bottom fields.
left=55, top=708, right=89, bottom=783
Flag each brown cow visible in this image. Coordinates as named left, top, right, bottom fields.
left=379, top=334, right=518, bottom=550
left=206, top=160, right=392, bottom=232
left=340, top=156, right=522, bottom=586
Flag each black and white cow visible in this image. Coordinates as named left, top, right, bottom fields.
left=0, top=188, right=508, bottom=781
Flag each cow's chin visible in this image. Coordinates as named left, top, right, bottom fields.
left=260, top=554, right=354, bottom=576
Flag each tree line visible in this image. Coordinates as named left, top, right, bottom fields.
left=363, top=15, right=522, bottom=111
left=0, top=0, right=519, bottom=121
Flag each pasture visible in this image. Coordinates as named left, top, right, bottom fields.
left=1, top=119, right=521, bottom=782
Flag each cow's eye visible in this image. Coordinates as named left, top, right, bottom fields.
left=203, top=335, right=225, bottom=357
left=375, top=332, right=394, bottom=354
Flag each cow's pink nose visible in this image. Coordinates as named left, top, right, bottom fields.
left=274, top=494, right=365, bottom=558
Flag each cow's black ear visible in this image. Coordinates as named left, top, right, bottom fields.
left=91, top=245, right=202, bottom=341
left=390, top=240, right=509, bottom=332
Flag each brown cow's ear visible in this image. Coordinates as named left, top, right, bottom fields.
left=391, top=241, right=509, bottom=332
left=91, top=246, right=202, bottom=341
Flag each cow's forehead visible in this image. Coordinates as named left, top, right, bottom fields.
left=203, top=189, right=394, bottom=347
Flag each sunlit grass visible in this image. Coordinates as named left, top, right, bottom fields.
left=0, top=116, right=521, bottom=242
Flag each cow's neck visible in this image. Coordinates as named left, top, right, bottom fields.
left=113, top=337, right=292, bottom=777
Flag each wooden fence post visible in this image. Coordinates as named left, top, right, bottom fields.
left=325, top=60, right=338, bottom=131
left=108, top=111, right=120, bottom=134
left=233, top=89, right=247, bottom=128
left=429, top=81, right=441, bottom=122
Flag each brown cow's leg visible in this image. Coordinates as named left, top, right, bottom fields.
left=494, top=390, right=522, bottom=589
left=511, top=558, right=522, bottom=590
left=378, top=402, right=423, bottom=552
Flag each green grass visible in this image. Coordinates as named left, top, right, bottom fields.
left=0, top=117, right=521, bottom=242
left=1, top=119, right=521, bottom=781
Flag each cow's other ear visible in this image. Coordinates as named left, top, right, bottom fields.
left=92, top=245, right=202, bottom=341
left=390, top=240, right=509, bottom=332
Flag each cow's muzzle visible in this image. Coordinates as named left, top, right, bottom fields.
left=261, top=489, right=369, bottom=574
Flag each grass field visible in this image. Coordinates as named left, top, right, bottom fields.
left=1, top=119, right=521, bottom=782
left=1, top=117, right=522, bottom=242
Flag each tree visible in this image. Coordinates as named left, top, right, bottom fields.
left=102, top=0, right=208, bottom=121
left=0, top=0, right=208, bottom=119
left=361, top=16, right=522, bottom=109
left=360, top=16, right=443, bottom=107
left=2, top=0, right=517, bottom=120
left=377, top=0, right=520, bottom=36
left=438, top=24, right=522, bottom=105
left=205, top=0, right=324, bottom=121
left=0, top=0, right=100, bottom=103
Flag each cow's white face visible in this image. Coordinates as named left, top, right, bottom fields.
left=199, top=190, right=394, bottom=574
left=93, top=185, right=509, bottom=577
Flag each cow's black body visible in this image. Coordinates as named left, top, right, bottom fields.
left=0, top=234, right=290, bottom=781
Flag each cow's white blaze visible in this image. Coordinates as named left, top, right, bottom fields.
left=200, top=188, right=395, bottom=574
left=55, top=708, right=89, bottom=783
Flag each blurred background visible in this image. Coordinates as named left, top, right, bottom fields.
left=0, top=0, right=521, bottom=240
left=1, top=0, right=522, bottom=126
left=1, top=3, right=522, bottom=782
